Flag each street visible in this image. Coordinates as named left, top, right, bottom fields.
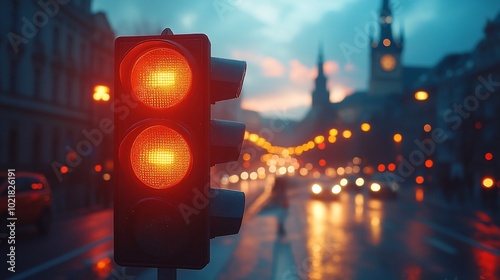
left=2, top=176, right=499, bottom=280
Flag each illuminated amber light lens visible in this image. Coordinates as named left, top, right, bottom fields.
left=131, top=125, right=192, bottom=189
left=131, top=48, right=192, bottom=108
left=415, top=91, right=429, bottom=101
left=482, top=177, right=494, bottom=188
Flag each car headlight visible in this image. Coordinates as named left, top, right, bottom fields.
left=312, top=183, right=322, bottom=194
left=340, top=178, right=348, bottom=187
left=331, top=184, right=342, bottom=194
left=370, top=183, right=381, bottom=192
left=355, top=178, right=364, bottom=187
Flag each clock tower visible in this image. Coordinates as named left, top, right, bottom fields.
left=368, top=0, right=404, bottom=96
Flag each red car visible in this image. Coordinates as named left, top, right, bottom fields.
left=0, top=172, right=53, bottom=234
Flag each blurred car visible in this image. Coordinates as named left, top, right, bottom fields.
left=0, top=172, right=53, bottom=234
left=339, top=175, right=366, bottom=192
left=310, top=182, right=342, bottom=200
left=367, top=172, right=398, bottom=199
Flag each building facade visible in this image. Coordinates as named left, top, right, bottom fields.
left=0, top=0, right=114, bottom=211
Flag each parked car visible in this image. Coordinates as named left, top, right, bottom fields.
left=368, top=172, right=399, bottom=199
left=310, top=182, right=342, bottom=200
left=0, top=172, right=53, bottom=234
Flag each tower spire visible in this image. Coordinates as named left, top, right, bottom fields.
left=312, top=41, right=329, bottom=107
left=379, top=0, right=394, bottom=44
left=317, top=41, right=325, bottom=78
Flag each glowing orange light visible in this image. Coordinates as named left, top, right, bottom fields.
left=314, top=135, right=325, bottom=144
left=61, top=166, right=69, bottom=174
left=363, top=166, right=375, bottom=175
left=343, top=130, right=352, bottom=139
left=383, top=39, right=391, bottom=47
left=377, top=164, right=386, bottom=172
left=423, top=124, right=432, bottom=132
left=319, top=159, right=326, bottom=167
left=130, top=125, right=192, bottom=189
left=361, top=123, right=371, bottom=132
left=93, top=85, right=110, bottom=101
left=414, top=91, right=429, bottom=101
left=387, top=163, right=396, bottom=172
left=129, top=47, right=192, bottom=109
left=485, top=153, right=493, bottom=161
left=425, top=159, right=434, bottom=168
left=242, top=153, right=251, bottom=161
left=393, top=133, right=402, bottom=143
left=94, top=164, right=103, bottom=172
left=482, top=177, right=494, bottom=188
left=416, top=176, right=424, bottom=185
left=415, top=188, right=424, bottom=202
left=93, top=257, right=112, bottom=278
left=318, top=143, right=326, bottom=150
left=103, top=173, right=111, bottom=181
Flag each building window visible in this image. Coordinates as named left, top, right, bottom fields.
left=67, top=35, right=74, bottom=61
left=52, top=127, right=60, bottom=161
left=33, top=127, right=41, bottom=164
left=66, top=74, right=73, bottom=106
left=53, top=27, right=60, bottom=53
left=9, top=59, right=18, bottom=92
left=51, top=70, right=58, bottom=101
left=34, top=67, right=42, bottom=99
left=80, top=42, right=86, bottom=67
left=8, top=126, right=18, bottom=164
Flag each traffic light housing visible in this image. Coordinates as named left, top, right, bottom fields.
left=114, top=30, right=246, bottom=269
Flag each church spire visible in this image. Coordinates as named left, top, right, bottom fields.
left=317, top=42, right=325, bottom=78
left=312, top=41, right=329, bottom=107
left=379, top=0, right=394, bottom=44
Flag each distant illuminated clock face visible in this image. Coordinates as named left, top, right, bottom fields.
left=380, top=54, right=396, bottom=72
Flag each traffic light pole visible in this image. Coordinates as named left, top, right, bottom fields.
left=158, top=268, right=176, bottom=280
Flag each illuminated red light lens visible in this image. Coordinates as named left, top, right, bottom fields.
left=130, top=47, right=192, bottom=109
left=130, top=125, right=192, bottom=189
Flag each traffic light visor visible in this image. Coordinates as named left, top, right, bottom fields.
left=121, top=41, right=193, bottom=109
left=130, top=125, right=192, bottom=189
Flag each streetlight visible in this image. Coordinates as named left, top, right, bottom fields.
left=414, top=90, right=428, bottom=101
left=361, top=123, right=371, bottom=132
left=93, top=85, right=110, bottom=101
left=393, top=133, right=402, bottom=143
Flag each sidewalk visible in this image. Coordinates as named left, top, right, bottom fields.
left=400, top=185, right=500, bottom=225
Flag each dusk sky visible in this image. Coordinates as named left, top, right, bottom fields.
left=92, top=0, right=500, bottom=120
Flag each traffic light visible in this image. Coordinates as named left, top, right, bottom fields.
left=114, top=29, right=246, bottom=269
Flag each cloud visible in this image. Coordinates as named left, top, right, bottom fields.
left=237, top=0, right=357, bottom=43
left=327, top=82, right=355, bottom=103
left=324, top=61, right=340, bottom=76
left=241, top=87, right=311, bottom=120
left=289, top=59, right=316, bottom=85
left=233, top=50, right=285, bottom=78
left=261, top=57, right=286, bottom=77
